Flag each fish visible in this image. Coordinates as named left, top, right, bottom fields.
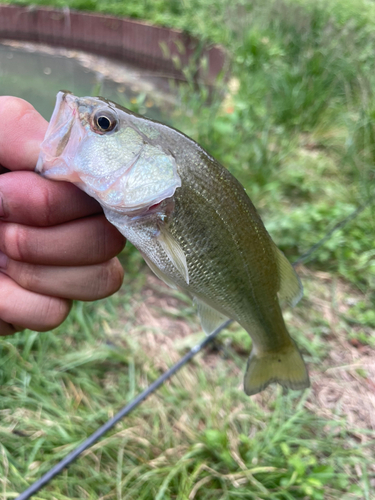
left=36, top=91, right=310, bottom=396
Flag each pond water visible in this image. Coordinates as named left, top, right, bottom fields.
left=0, top=40, right=173, bottom=121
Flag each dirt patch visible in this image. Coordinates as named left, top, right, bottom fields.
left=136, top=275, right=195, bottom=341
left=295, top=267, right=375, bottom=433
left=115, top=274, right=200, bottom=370
left=309, top=340, right=375, bottom=434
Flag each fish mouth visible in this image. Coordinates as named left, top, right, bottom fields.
left=36, top=91, right=182, bottom=216
left=36, top=91, right=81, bottom=178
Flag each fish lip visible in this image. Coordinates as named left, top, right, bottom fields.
left=36, top=91, right=79, bottom=175
left=35, top=90, right=83, bottom=180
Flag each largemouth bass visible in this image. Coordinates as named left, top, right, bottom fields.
left=36, top=91, right=310, bottom=396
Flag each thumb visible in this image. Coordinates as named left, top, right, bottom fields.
left=0, top=97, right=48, bottom=171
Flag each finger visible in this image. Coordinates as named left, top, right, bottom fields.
left=0, top=318, right=17, bottom=336
left=0, top=257, right=124, bottom=301
left=0, top=215, right=126, bottom=266
left=0, top=97, right=47, bottom=171
left=0, top=171, right=102, bottom=226
left=0, top=165, right=10, bottom=175
left=0, top=273, right=72, bottom=332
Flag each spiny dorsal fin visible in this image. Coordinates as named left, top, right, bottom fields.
left=194, top=297, right=229, bottom=335
left=157, top=226, right=189, bottom=284
left=274, top=245, right=303, bottom=308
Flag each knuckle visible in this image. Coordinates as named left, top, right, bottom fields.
left=94, top=218, right=113, bottom=258
left=38, top=297, right=72, bottom=332
left=36, top=184, right=54, bottom=226
left=2, top=223, right=29, bottom=262
left=15, top=263, right=39, bottom=290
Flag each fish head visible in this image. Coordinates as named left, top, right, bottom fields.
left=36, top=91, right=181, bottom=214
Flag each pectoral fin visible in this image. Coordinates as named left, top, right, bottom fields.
left=274, top=245, right=303, bottom=308
left=142, top=254, right=177, bottom=290
left=194, top=298, right=229, bottom=335
left=157, top=227, right=189, bottom=284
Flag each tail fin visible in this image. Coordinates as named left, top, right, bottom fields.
left=244, top=341, right=310, bottom=396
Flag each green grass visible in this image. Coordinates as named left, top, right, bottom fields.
left=1, top=276, right=373, bottom=499
left=1, top=0, right=375, bottom=498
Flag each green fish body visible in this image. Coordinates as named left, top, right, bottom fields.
left=36, top=91, right=310, bottom=395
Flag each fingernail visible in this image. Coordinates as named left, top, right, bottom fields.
left=0, top=250, right=8, bottom=269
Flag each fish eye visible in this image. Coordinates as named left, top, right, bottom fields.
left=93, top=111, right=117, bottom=134
left=98, top=116, right=111, bottom=130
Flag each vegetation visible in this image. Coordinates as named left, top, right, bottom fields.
left=1, top=0, right=375, bottom=498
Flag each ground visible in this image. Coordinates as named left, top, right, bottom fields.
left=119, top=269, right=375, bottom=437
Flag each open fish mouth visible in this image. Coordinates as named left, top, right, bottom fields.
left=36, top=91, right=84, bottom=180
left=36, top=91, right=182, bottom=214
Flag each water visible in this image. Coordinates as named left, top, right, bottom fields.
left=0, top=41, right=172, bottom=121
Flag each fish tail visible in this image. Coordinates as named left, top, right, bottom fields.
left=243, top=340, right=310, bottom=396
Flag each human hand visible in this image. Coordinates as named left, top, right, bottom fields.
left=0, top=97, right=126, bottom=335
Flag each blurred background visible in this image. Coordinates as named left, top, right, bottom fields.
left=0, top=0, right=374, bottom=498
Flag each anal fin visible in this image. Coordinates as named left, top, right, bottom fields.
left=194, top=298, right=230, bottom=335
left=274, top=245, right=303, bottom=308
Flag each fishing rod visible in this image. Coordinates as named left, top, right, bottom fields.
left=15, top=201, right=369, bottom=500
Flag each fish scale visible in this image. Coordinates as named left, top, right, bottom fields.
left=172, top=174, right=277, bottom=330
left=36, top=91, right=310, bottom=396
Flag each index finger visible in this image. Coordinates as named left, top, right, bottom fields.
left=0, top=96, right=47, bottom=171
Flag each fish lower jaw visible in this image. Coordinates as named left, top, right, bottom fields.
left=101, top=195, right=175, bottom=223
